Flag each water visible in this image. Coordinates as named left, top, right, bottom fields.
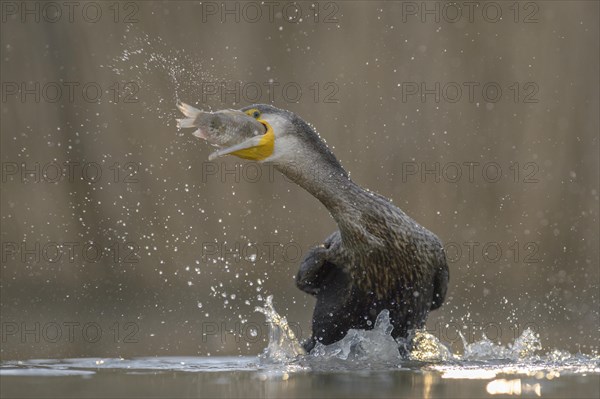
left=2, top=297, right=599, bottom=398
left=2, top=354, right=598, bottom=398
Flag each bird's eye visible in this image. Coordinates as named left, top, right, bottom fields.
left=252, top=110, right=260, bottom=119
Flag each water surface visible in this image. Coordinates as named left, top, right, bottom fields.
left=2, top=307, right=598, bottom=399
left=2, top=354, right=599, bottom=399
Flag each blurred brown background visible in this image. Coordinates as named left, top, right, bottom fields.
left=1, top=1, right=598, bottom=359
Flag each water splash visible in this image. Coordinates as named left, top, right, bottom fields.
left=460, top=327, right=542, bottom=361
left=309, top=310, right=402, bottom=364
left=256, top=296, right=452, bottom=364
left=108, top=31, right=225, bottom=124
left=406, top=330, right=453, bottom=362
left=255, top=295, right=599, bottom=376
left=255, top=295, right=306, bottom=362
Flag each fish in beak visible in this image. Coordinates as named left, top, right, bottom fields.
left=176, top=102, right=274, bottom=161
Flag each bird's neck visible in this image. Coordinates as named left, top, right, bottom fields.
left=275, top=159, right=371, bottom=226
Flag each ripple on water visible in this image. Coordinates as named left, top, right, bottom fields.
left=1, top=296, right=598, bottom=381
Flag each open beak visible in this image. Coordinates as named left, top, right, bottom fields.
left=177, top=102, right=275, bottom=161
left=208, top=120, right=274, bottom=162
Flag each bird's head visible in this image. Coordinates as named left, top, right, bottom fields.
left=179, top=103, right=340, bottom=171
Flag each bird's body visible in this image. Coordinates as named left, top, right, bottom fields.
left=294, top=186, right=448, bottom=352
left=178, top=102, right=449, bottom=353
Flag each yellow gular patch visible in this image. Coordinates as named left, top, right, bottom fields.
left=231, top=121, right=274, bottom=161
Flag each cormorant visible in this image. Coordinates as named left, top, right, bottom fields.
left=177, top=103, right=449, bottom=353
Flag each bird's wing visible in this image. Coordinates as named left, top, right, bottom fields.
left=430, top=251, right=449, bottom=310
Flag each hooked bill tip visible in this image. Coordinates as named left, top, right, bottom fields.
left=208, top=150, right=221, bottom=161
